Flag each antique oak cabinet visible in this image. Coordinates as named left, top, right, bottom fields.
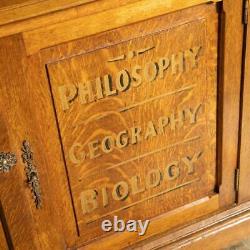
left=0, top=0, right=250, bottom=249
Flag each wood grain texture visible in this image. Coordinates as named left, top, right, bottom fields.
left=20, top=39, right=80, bottom=247
left=40, top=3, right=219, bottom=63
left=182, top=214, right=250, bottom=250
left=218, top=0, right=244, bottom=206
left=0, top=0, right=95, bottom=26
left=0, top=0, right=245, bottom=249
left=22, top=0, right=222, bottom=55
left=79, top=195, right=219, bottom=250
left=0, top=34, right=70, bottom=249
left=0, top=220, right=8, bottom=250
left=133, top=200, right=250, bottom=250
left=0, top=35, right=41, bottom=250
left=37, top=2, right=243, bottom=248
left=46, top=4, right=218, bottom=244
left=0, top=0, right=136, bottom=39
left=0, top=0, right=41, bottom=9
left=238, top=12, right=250, bottom=203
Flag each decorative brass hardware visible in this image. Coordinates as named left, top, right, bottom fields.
left=0, top=152, right=17, bottom=173
left=21, top=140, right=42, bottom=208
left=235, top=168, right=240, bottom=192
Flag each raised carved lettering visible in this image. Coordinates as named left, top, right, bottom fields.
left=80, top=150, right=201, bottom=214
left=68, top=104, right=203, bottom=164
left=58, top=46, right=202, bottom=111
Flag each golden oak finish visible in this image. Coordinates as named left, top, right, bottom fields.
left=0, top=0, right=222, bottom=40
left=37, top=4, right=224, bottom=247
left=0, top=0, right=33, bottom=9
left=0, top=0, right=248, bottom=249
left=19, top=39, right=79, bottom=248
left=22, top=0, right=222, bottom=55
left=47, top=6, right=218, bottom=242
left=183, top=213, right=250, bottom=250
left=0, top=0, right=141, bottom=38
left=238, top=7, right=250, bottom=203
left=78, top=196, right=219, bottom=250
left=134, top=201, right=250, bottom=250
left=40, top=2, right=241, bottom=248
left=0, top=34, right=69, bottom=250
left=40, top=3, right=219, bottom=63
left=0, top=0, right=95, bottom=26
left=0, top=220, right=8, bottom=250
left=218, top=0, right=244, bottom=206
left=0, top=35, right=42, bottom=250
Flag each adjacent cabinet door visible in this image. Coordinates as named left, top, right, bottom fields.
left=0, top=0, right=245, bottom=249
left=238, top=3, right=250, bottom=203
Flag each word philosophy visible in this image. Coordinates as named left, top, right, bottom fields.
left=58, top=46, right=202, bottom=110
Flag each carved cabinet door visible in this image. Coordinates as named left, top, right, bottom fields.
left=0, top=0, right=245, bottom=249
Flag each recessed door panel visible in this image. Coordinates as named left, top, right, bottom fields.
left=47, top=6, right=218, bottom=242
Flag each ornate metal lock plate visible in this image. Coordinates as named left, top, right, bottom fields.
left=0, top=152, right=17, bottom=173
left=21, top=140, right=42, bottom=209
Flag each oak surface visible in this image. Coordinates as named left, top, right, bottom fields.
left=183, top=214, right=250, bottom=250
left=22, top=0, right=222, bottom=55
left=0, top=35, right=41, bottom=250
left=0, top=0, right=246, bottom=249
left=0, top=0, right=139, bottom=39
left=238, top=9, right=250, bottom=203
left=0, top=34, right=71, bottom=249
left=0, top=220, right=8, bottom=250
left=0, top=0, right=95, bottom=26
left=134, top=201, right=250, bottom=250
left=79, top=195, right=219, bottom=249
left=46, top=4, right=218, bottom=243
left=217, top=0, right=244, bottom=206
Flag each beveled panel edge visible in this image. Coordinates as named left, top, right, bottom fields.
left=132, top=200, right=250, bottom=250
left=22, top=0, right=222, bottom=55
left=238, top=4, right=250, bottom=203
left=76, top=195, right=219, bottom=249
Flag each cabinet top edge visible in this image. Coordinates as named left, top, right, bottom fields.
left=0, top=0, right=222, bottom=33
left=0, top=0, right=96, bottom=26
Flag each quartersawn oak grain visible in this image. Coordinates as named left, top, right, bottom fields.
left=0, top=0, right=95, bottom=26
left=22, top=0, right=222, bottom=55
left=0, top=0, right=136, bottom=39
left=79, top=195, right=219, bottom=250
left=238, top=10, right=250, bottom=203
left=47, top=7, right=218, bottom=242
left=218, top=0, right=244, bottom=206
left=133, top=200, right=250, bottom=250
left=0, top=35, right=41, bottom=250
left=0, top=0, right=246, bottom=249
left=38, top=1, right=242, bottom=248
left=0, top=34, right=73, bottom=249
left=0, top=220, right=8, bottom=250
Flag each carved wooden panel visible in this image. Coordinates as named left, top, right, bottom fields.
left=47, top=11, right=218, bottom=242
